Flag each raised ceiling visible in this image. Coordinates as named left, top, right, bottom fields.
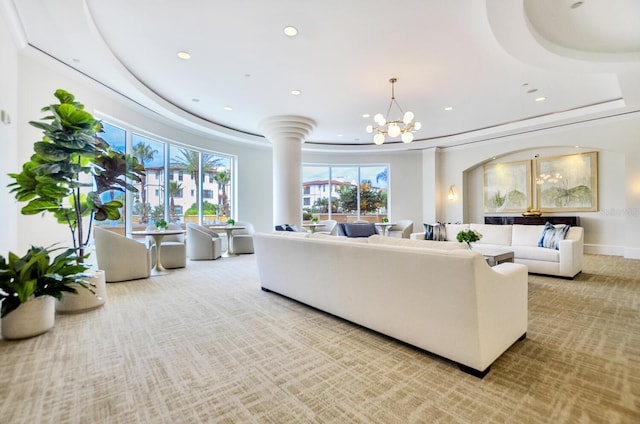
left=4, top=0, right=640, bottom=151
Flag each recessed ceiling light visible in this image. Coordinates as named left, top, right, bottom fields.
left=527, top=88, right=538, bottom=94
left=571, top=1, right=584, bottom=9
left=337, top=134, right=343, bottom=137
left=362, top=113, right=370, bottom=118
left=177, top=51, right=191, bottom=60
left=192, top=98, right=200, bottom=103
left=535, top=97, right=547, bottom=102
left=284, top=26, right=298, bottom=37
left=444, top=106, right=453, bottom=111
left=291, top=89, right=301, bottom=96
left=223, top=106, right=233, bottom=111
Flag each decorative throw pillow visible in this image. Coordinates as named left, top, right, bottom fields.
left=423, top=223, right=446, bottom=241
left=538, top=222, right=570, bottom=250
left=344, top=223, right=377, bottom=238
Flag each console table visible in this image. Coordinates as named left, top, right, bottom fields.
left=484, top=216, right=580, bottom=226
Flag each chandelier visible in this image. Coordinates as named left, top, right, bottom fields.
left=366, top=77, right=421, bottom=145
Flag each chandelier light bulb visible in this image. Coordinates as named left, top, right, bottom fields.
left=414, top=122, right=422, bottom=130
left=365, top=125, right=373, bottom=133
left=402, top=132, right=414, bottom=143
left=374, top=113, right=386, bottom=126
left=388, top=124, right=401, bottom=138
left=373, top=133, right=385, bottom=145
left=403, top=111, right=414, bottom=124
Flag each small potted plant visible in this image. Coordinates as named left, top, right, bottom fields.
left=456, top=229, right=482, bottom=249
left=311, top=216, right=319, bottom=224
left=155, top=218, right=168, bottom=230
left=226, top=218, right=235, bottom=226
left=382, top=217, right=389, bottom=223
left=0, top=245, right=92, bottom=339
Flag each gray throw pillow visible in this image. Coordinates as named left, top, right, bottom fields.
left=344, top=223, right=377, bottom=238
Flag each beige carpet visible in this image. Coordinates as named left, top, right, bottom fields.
left=1, top=254, right=639, bottom=423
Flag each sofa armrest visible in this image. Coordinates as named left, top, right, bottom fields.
left=556, top=227, right=583, bottom=278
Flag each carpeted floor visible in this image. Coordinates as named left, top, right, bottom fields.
left=1, top=253, right=639, bottom=423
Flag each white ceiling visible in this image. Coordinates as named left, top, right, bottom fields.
left=4, top=0, right=640, bottom=152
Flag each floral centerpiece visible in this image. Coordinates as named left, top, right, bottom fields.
left=382, top=217, right=389, bottom=223
left=226, top=219, right=235, bottom=226
left=155, top=218, right=168, bottom=230
left=456, top=229, right=482, bottom=249
left=310, top=216, right=319, bottom=224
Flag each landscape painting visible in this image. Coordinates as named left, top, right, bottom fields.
left=483, top=160, right=531, bottom=213
left=535, top=152, right=598, bottom=212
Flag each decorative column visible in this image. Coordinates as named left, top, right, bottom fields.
left=259, top=116, right=315, bottom=229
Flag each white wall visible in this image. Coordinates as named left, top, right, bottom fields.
left=0, top=10, right=18, bottom=254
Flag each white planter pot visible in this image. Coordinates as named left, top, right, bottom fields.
left=56, top=270, right=107, bottom=313
left=1, top=296, right=55, bottom=340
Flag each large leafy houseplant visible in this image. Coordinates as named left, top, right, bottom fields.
left=8, top=89, right=145, bottom=263
left=0, top=245, right=91, bottom=318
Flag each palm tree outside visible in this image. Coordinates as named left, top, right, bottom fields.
left=214, top=169, right=231, bottom=217
left=171, top=149, right=222, bottom=216
left=168, top=180, right=183, bottom=222
left=132, top=142, right=158, bottom=223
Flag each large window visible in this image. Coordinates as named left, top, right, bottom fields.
left=99, top=121, right=235, bottom=231
left=302, top=164, right=388, bottom=223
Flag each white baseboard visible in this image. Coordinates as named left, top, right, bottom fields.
left=584, top=244, right=624, bottom=257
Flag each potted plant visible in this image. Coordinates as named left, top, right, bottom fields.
left=382, top=216, right=389, bottom=223
left=310, top=216, right=319, bottom=224
left=7, top=89, right=145, bottom=312
left=0, top=245, right=92, bottom=339
left=155, top=218, right=168, bottom=230
left=226, top=218, right=235, bottom=226
left=456, top=229, right=482, bottom=249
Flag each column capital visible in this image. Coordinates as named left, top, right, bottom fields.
left=259, top=115, right=316, bottom=144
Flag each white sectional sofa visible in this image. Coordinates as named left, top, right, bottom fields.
left=254, top=232, right=528, bottom=377
left=411, top=223, right=584, bottom=279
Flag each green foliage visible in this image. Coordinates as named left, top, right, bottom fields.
left=0, top=245, right=92, bottom=318
left=456, top=229, right=482, bottom=247
left=7, top=89, right=145, bottom=262
left=155, top=219, right=168, bottom=229
left=337, top=180, right=384, bottom=214
left=184, top=201, right=218, bottom=215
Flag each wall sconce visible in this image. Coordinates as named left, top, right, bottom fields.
left=447, top=185, right=457, bottom=201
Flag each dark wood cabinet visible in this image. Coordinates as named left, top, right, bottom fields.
left=484, top=216, right=580, bottom=226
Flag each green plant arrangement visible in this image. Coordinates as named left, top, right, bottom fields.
left=0, top=245, right=92, bottom=318
left=226, top=218, right=236, bottom=226
left=155, top=218, right=168, bottom=230
left=310, top=216, right=319, bottom=224
left=456, top=229, right=482, bottom=249
left=8, top=89, right=145, bottom=264
left=382, top=217, right=389, bottom=223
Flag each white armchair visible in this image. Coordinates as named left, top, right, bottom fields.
left=146, top=223, right=187, bottom=269
left=231, top=221, right=255, bottom=254
left=389, top=220, right=413, bottom=239
left=316, top=219, right=338, bottom=235
left=94, top=227, right=151, bottom=282
left=186, top=223, right=222, bottom=260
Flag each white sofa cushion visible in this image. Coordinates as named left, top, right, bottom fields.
left=513, top=245, right=560, bottom=262
left=444, top=224, right=470, bottom=241
left=512, top=224, right=547, bottom=247
left=470, top=224, right=512, bottom=246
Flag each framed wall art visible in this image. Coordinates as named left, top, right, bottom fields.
left=483, top=160, right=532, bottom=213
left=535, top=151, right=598, bottom=212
